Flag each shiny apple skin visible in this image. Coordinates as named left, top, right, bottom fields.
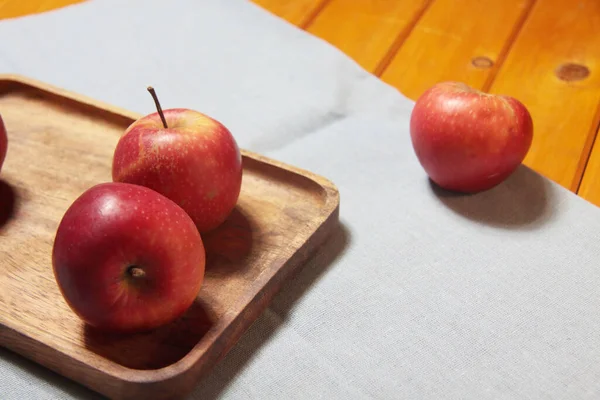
left=52, top=182, right=206, bottom=333
left=112, top=108, right=242, bottom=233
left=410, top=82, right=533, bottom=193
left=0, top=114, right=7, bottom=172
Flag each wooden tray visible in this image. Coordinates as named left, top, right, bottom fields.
left=0, top=74, right=339, bottom=399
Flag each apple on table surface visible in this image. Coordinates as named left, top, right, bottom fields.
left=52, top=182, right=206, bottom=333
left=409, top=81, right=533, bottom=193
left=112, top=87, right=243, bottom=233
left=0, top=113, right=7, bottom=172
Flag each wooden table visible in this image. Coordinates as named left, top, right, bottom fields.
left=3, top=0, right=600, bottom=206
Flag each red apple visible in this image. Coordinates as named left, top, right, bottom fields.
left=0, top=114, right=7, bottom=172
left=409, top=82, right=533, bottom=193
left=52, top=182, right=206, bottom=333
left=112, top=87, right=243, bottom=233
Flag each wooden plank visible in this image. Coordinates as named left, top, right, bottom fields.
left=252, top=0, right=326, bottom=27
left=576, top=121, right=600, bottom=206
left=0, top=0, right=84, bottom=19
left=306, top=0, right=431, bottom=73
left=489, top=0, right=600, bottom=191
left=380, top=0, right=533, bottom=100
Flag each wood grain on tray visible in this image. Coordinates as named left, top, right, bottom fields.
left=0, top=75, right=339, bottom=399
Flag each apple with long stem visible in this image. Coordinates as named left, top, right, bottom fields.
left=410, top=81, right=533, bottom=193
left=112, top=87, right=243, bottom=233
left=52, top=182, right=206, bottom=333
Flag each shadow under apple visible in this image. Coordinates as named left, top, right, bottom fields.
left=189, top=221, right=352, bottom=399
left=0, top=179, right=18, bottom=229
left=83, top=297, right=216, bottom=370
left=429, top=165, right=554, bottom=229
left=201, top=206, right=254, bottom=276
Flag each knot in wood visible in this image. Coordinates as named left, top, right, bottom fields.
left=471, top=56, right=494, bottom=69
left=555, top=63, right=590, bottom=82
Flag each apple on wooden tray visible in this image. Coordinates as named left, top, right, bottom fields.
left=112, top=87, right=243, bottom=233
left=52, top=182, right=206, bottom=333
left=409, top=81, right=533, bottom=193
left=52, top=87, right=242, bottom=334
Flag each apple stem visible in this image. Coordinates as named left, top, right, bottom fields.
left=147, top=86, right=168, bottom=129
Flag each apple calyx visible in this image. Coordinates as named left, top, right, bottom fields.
left=125, top=265, right=148, bottom=288
left=127, top=265, right=146, bottom=279
left=147, top=86, right=168, bottom=128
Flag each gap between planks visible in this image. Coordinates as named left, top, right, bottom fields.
left=372, top=0, right=434, bottom=77
left=481, top=0, right=537, bottom=92
left=299, top=0, right=332, bottom=29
